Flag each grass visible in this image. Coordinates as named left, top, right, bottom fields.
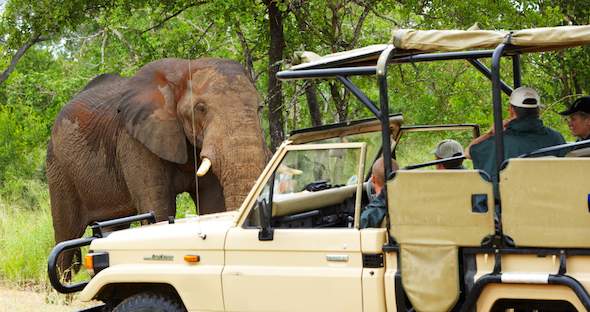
left=0, top=179, right=54, bottom=287
left=0, top=178, right=200, bottom=290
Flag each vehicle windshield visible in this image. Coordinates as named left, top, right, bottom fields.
left=273, top=147, right=361, bottom=195
left=313, top=132, right=382, bottom=179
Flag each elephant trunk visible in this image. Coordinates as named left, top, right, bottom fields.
left=200, top=127, right=267, bottom=211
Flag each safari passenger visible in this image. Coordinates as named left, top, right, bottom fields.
left=433, top=139, right=465, bottom=169
left=466, top=87, right=565, bottom=178
left=360, top=157, right=399, bottom=228
left=560, top=96, right=590, bottom=143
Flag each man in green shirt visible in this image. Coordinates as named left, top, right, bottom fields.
left=466, top=87, right=565, bottom=179
left=360, top=156, right=399, bottom=228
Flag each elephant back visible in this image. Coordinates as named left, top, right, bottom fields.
left=74, top=73, right=128, bottom=107
left=51, top=73, right=129, bottom=175
left=82, top=73, right=125, bottom=92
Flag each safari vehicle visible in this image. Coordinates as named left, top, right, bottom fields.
left=49, top=25, right=590, bottom=312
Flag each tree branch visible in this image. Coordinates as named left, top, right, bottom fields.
left=101, top=31, right=108, bottom=65
left=189, top=21, right=214, bottom=57
left=354, top=0, right=400, bottom=26
left=348, top=2, right=372, bottom=48
left=140, top=2, right=206, bottom=34
left=111, top=27, right=139, bottom=63
left=0, top=34, right=46, bottom=85
left=235, top=21, right=256, bottom=83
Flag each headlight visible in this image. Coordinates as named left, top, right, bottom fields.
left=84, top=251, right=109, bottom=276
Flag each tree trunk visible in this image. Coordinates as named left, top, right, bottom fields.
left=330, top=82, right=348, bottom=122
left=266, top=0, right=286, bottom=151
left=292, top=3, right=322, bottom=127
left=304, top=81, right=322, bottom=127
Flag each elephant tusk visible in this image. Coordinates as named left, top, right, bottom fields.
left=197, top=158, right=212, bottom=177
left=277, top=164, right=303, bottom=176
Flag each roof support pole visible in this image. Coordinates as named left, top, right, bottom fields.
left=491, top=44, right=507, bottom=181
left=376, top=45, right=395, bottom=238
left=467, top=59, right=513, bottom=95
left=337, top=76, right=382, bottom=118
left=376, top=45, right=395, bottom=179
left=392, top=50, right=495, bottom=63
left=512, top=54, right=521, bottom=89
left=276, top=66, right=377, bottom=80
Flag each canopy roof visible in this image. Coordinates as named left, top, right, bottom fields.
left=290, top=25, right=590, bottom=70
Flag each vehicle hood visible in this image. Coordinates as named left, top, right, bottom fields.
left=90, top=211, right=237, bottom=251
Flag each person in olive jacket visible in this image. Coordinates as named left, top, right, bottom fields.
left=360, top=156, right=399, bottom=228
left=466, top=87, right=565, bottom=180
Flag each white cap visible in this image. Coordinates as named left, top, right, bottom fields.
left=433, top=139, right=464, bottom=159
left=509, top=86, right=540, bottom=108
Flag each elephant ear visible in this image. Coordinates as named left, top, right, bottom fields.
left=118, top=71, right=187, bottom=164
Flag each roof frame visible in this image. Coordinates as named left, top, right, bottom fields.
left=276, top=31, right=588, bottom=246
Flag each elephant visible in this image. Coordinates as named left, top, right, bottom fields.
left=47, top=58, right=268, bottom=276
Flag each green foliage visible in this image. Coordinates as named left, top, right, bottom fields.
left=176, top=192, right=197, bottom=218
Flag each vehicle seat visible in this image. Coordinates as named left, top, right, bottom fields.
left=387, top=170, right=495, bottom=312
left=565, top=147, right=590, bottom=157
left=500, top=158, right=590, bottom=248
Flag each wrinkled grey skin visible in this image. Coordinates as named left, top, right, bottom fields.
left=47, top=58, right=268, bottom=276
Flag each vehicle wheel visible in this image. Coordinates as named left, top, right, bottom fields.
left=112, top=292, right=185, bottom=312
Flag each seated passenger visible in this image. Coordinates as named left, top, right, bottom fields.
left=360, top=157, right=399, bottom=228
left=559, top=96, right=590, bottom=146
left=465, top=87, right=565, bottom=179
left=433, top=139, right=465, bottom=170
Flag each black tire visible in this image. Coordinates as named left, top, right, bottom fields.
left=112, top=292, right=185, bottom=312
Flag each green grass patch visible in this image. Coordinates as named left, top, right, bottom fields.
left=0, top=179, right=54, bottom=286
left=175, top=192, right=199, bottom=218
left=0, top=180, right=201, bottom=287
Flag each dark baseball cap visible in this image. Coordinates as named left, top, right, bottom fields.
left=559, top=96, right=590, bottom=115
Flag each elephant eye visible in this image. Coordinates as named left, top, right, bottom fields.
left=195, top=102, right=207, bottom=114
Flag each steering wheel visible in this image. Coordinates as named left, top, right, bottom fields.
left=301, top=180, right=331, bottom=192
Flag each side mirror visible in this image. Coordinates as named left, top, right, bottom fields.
left=257, top=199, right=274, bottom=241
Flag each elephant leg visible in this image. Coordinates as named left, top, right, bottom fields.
left=194, top=171, right=226, bottom=215
left=47, top=156, right=88, bottom=281
left=118, top=132, right=176, bottom=222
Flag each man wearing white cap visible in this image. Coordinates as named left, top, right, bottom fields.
left=466, top=86, right=565, bottom=178
left=433, top=139, right=465, bottom=170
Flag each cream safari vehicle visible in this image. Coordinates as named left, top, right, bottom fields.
left=49, top=26, right=590, bottom=312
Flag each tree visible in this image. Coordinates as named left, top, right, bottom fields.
left=265, top=0, right=287, bottom=150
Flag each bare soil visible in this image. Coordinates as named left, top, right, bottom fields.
left=0, top=284, right=100, bottom=312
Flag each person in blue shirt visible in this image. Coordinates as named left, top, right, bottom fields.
left=360, top=156, right=399, bottom=228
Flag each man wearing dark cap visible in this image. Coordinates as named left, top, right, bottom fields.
left=559, top=96, right=590, bottom=143
left=466, top=87, right=565, bottom=179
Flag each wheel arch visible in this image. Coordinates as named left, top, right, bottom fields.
left=96, top=282, right=185, bottom=310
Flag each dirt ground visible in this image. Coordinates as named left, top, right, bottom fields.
left=0, top=284, right=100, bottom=312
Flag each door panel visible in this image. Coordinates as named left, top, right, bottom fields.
left=223, top=228, right=363, bottom=312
